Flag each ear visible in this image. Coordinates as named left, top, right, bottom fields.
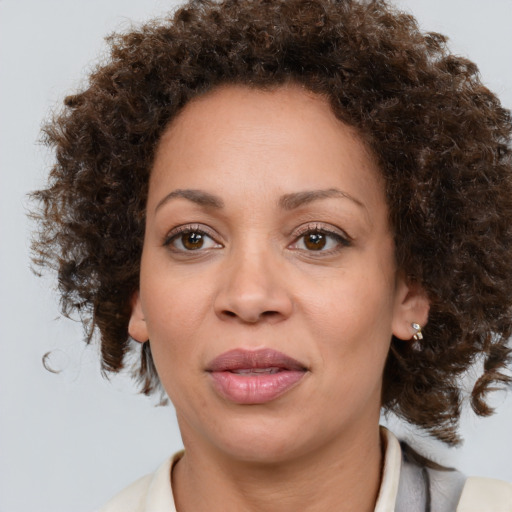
left=128, top=290, right=149, bottom=343
left=391, top=274, right=430, bottom=341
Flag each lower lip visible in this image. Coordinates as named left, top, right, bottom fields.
left=209, top=370, right=306, bottom=404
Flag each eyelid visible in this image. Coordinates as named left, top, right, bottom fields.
left=288, top=222, right=352, bottom=254
left=163, top=223, right=222, bottom=248
left=292, top=222, right=352, bottom=242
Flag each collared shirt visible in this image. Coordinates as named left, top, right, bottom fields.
left=98, top=428, right=512, bottom=512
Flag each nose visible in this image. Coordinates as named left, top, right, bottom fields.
left=214, top=248, right=293, bottom=324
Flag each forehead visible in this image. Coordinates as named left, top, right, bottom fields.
left=149, top=84, right=386, bottom=216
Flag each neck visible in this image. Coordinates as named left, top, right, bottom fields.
left=172, top=425, right=383, bottom=512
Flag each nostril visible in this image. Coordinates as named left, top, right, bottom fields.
left=221, top=309, right=281, bottom=322
left=261, top=310, right=280, bottom=318
left=215, top=285, right=293, bottom=323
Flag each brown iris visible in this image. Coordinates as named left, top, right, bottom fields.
left=181, top=232, right=204, bottom=250
left=304, top=232, right=327, bottom=250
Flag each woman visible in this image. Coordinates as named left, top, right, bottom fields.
left=31, top=0, right=512, bottom=510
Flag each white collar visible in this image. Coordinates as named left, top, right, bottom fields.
left=374, top=427, right=402, bottom=512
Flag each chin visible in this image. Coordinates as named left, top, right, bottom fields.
left=207, top=413, right=322, bottom=465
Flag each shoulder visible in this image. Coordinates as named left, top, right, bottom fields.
left=97, top=473, right=154, bottom=512
left=382, top=428, right=512, bottom=512
left=457, top=476, right=512, bottom=512
left=97, top=452, right=182, bottom=512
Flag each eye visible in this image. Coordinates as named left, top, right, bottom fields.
left=290, top=225, right=351, bottom=253
left=164, top=226, right=222, bottom=252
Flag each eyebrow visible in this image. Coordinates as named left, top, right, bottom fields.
left=278, top=188, right=366, bottom=211
left=155, top=189, right=224, bottom=212
left=154, top=187, right=365, bottom=213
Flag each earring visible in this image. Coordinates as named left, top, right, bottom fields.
left=411, top=322, right=423, bottom=340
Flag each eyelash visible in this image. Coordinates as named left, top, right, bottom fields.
left=163, top=224, right=220, bottom=252
left=291, top=223, right=352, bottom=255
left=163, top=223, right=351, bottom=255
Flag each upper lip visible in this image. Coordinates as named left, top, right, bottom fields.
left=206, top=348, right=307, bottom=372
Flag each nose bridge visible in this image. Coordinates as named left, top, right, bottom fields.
left=230, top=242, right=272, bottom=293
left=214, top=235, right=292, bottom=323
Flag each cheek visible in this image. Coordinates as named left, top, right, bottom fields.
left=140, top=270, right=215, bottom=379
left=300, top=268, right=395, bottom=380
left=301, top=284, right=394, bottom=416
left=142, top=259, right=213, bottom=328
left=304, top=272, right=395, bottom=336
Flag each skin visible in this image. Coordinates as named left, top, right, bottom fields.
left=129, top=84, right=429, bottom=512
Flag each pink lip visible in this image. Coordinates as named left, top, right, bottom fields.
left=206, top=349, right=308, bottom=404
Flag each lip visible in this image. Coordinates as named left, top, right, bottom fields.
left=206, top=348, right=308, bottom=404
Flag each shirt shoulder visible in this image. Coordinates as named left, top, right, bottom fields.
left=97, top=452, right=182, bottom=512
left=98, top=473, right=153, bottom=512
left=393, top=432, right=512, bottom=512
left=456, top=476, right=512, bottom=511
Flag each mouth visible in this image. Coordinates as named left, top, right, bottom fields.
left=229, top=367, right=282, bottom=375
left=206, top=348, right=308, bottom=404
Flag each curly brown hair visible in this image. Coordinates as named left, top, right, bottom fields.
left=31, top=0, right=512, bottom=444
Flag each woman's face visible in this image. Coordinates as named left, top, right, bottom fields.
left=129, top=85, right=428, bottom=463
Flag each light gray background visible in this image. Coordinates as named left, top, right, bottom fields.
left=1, top=1, right=511, bottom=511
